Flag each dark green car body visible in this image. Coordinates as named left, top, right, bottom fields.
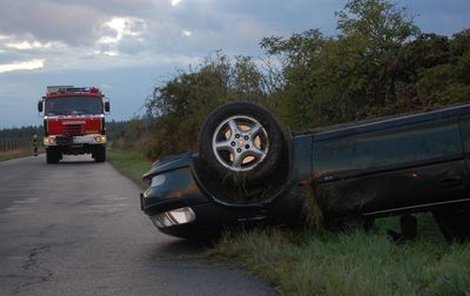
left=311, top=104, right=470, bottom=225
left=141, top=103, right=470, bottom=239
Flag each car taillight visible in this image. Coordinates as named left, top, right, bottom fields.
left=151, top=207, right=196, bottom=228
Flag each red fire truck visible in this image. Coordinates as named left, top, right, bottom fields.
left=37, top=86, right=110, bottom=164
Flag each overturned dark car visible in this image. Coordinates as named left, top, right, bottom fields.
left=140, top=102, right=470, bottom=241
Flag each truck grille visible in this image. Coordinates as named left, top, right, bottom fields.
left=64, top=124, right=85, bottom=136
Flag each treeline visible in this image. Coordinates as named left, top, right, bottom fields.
left=0, top=126, right=43, bottom=138
left=0, top=126, right=43, bottom=152
left=105, top=0, right=470, bottom=160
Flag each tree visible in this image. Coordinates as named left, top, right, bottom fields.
left=144, top=52, right=268, bottom=159
left=415, top=29, right=470, bottom=106
left=120, top=0, right=467, bottom=160
left=260, top=29, right=331, bottom=128
left=261, top=0, right=420, bottom=129
left=330, top=0, right=419, bottom=117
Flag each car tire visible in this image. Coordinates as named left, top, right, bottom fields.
left=433, top=205, right=470, bottom=242
left=197, top=102, right=288, bottom=203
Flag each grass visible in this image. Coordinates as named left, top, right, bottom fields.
left=106, top=147, right=153, bottom=188
left=209, top=226, right=470, bottom=296
left=0, top=149, right=41, bottom=162
left=107, top=148, right=470, bottom=295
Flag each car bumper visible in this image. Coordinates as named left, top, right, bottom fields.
left=140, top=153, right=305, bottom=239
left=43, top=134, right=106, bottom=146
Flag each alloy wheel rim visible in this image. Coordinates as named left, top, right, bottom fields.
left=211, top=115, right=269, bottom=172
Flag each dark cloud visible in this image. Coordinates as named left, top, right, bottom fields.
left=0, top=0, right=104, bottom=45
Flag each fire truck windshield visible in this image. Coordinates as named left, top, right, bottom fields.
left=45, top=96, right=103, bottom=116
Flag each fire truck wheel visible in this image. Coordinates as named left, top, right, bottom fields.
left=94, top=146, right=106, bottom=163
left=46, top=148, right=60, bottom=164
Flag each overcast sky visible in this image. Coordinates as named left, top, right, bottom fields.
left=0, top=0, right=468, bottom=128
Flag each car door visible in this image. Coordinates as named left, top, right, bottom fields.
left=312, top=115, right=468, bottom=217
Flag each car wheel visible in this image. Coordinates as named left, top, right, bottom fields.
left=198, top=102, right=288, bottom=203
left=433, top=205, right=470, bottom=242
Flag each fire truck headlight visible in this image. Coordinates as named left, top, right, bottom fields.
left=44, top=137, right=55, bottom=145
left=94, top=135, right=106, bottom=143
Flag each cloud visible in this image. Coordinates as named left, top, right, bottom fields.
left=0, top=35, right=65, bottom=53
left=0, top=1, right=103, bottom=46
left=6, top=40, right=54, bottom=50
left=0, top=59, right=45, bottom=74
left=94, top=50, right=119, bottom=57
left=0, top=0, right=339, bottom=71
left=95, top=16, right=147, bottom=56
left=98, top=17, right=146, bottom=45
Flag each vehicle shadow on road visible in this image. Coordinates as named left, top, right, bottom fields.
left=53, top=160, right=101, bottom=165
left=151, top=238, right=210, bottom=259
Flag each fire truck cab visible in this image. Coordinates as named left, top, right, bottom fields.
left=38, top=85, right=110, bottom=164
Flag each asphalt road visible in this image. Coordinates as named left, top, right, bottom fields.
left=0, top=155, right=276, bottom=296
